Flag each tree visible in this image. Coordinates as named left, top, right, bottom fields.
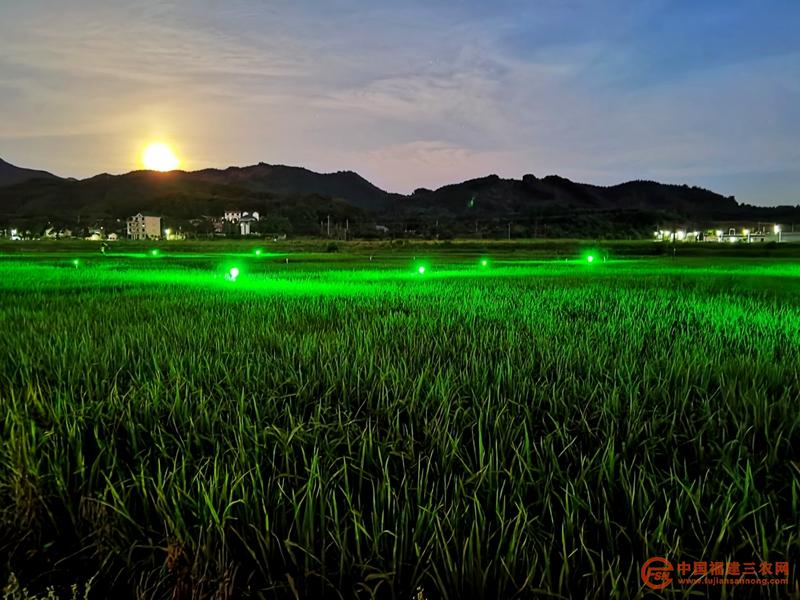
left=252, top=216, right=293, bottom=235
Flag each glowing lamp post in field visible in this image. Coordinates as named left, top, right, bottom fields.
left=579, top=248, right=598, bottom=264
left=225, top=267, right=240, bottom=282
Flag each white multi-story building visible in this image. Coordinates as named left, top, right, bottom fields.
left=224, top=210, right=260, bottom=223
left=127, top=213, right=161, bottom=240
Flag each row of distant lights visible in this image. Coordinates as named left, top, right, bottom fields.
left=418, top=259, right=490, bottom=275
left=655, top=230, right=699, bottom=241
left=72, top=251, right=598, bottom=277
left=656, top=225, right=780, bottom=241
left=229, top=256, right=600, bottom=279
left=74, top=248, right=482, bottom=278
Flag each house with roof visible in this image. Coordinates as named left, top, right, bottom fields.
left=127, top=213, right=162, bottom=240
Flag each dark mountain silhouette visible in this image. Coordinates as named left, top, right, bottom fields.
left=392, top=174, right=739, bottom=218
left=0, top=162, right=389, bottom=218
left=1, top=159, right=797, bottom=237
left=189, top=163, right=391, bottom=210
left=0, top=158, right=61, bottom=187
left=0, top=167, right=370, bottom=236
left=381, top=173, right=778, bottom=237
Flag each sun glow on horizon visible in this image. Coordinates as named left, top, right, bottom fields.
left=142, top=142, right=180, bottom=171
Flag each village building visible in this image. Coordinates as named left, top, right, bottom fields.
left=127, top=213, right=162, bottom=240
left=655, top=224, right=793, bottom=243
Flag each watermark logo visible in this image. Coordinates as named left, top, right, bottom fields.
left=641, top=557, right=673, bottom=590
left=641, top=557, right=791, bottom=589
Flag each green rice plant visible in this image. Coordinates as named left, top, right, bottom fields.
left=0, top=251, right=798, bottom=598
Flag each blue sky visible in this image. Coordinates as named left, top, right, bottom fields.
left=0, top=0, right=798, bottom=204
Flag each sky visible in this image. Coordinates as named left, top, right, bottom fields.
left=1, top=0, right=798, bottom=205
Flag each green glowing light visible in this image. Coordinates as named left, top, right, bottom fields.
left=255, top=249, right=262, bottom=256
left=480, top=259, right=488, bottom=267
left=72, top=259, right=79, bottom=267
left=225, top=267, right=240, bottom=282
left=587, top=255, right=594, bottom=263
left=418, top=266, right=426, bottom=274
left=150, top=249, right=159, bottom=257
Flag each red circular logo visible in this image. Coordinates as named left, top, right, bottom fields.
left=641, top=557, right=674, bottom=590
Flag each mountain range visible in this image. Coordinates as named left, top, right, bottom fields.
left=0, top=158, right=61, bottom=187
left=1, top=157, right=797, bottom=237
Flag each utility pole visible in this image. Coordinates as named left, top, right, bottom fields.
left=508, top=222, right=511, bottom=240
left=327, top=214, right=331, bottom=237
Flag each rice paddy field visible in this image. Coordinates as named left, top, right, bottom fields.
left=1, top=241, right=799, bottom=599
